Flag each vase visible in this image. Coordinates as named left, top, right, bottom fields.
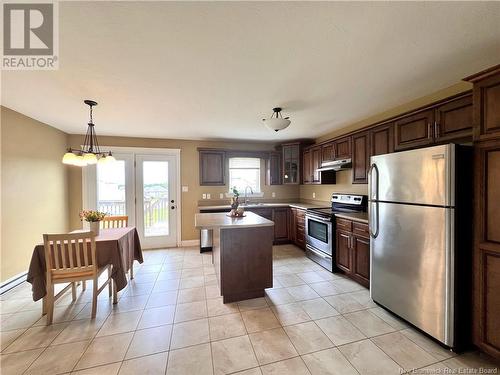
left=89, top=221, right=100, bottom=236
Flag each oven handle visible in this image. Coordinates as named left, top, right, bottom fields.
left=305, top=214, right=332, bottom=223
left=306, top=244, right=332, bottom=260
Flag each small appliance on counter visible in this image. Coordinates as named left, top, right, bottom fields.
left=305, top=193, right=367, bottom=272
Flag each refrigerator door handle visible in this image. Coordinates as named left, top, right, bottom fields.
left=368, top=163, right=380, bottom=238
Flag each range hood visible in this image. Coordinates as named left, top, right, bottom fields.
left=316, top=158, right=352, bottom=172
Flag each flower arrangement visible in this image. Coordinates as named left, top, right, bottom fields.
left=230, top=187, right=240, bottom=209
left=79, top=210, right=107, bottom=222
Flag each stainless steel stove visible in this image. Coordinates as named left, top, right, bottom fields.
left=305, top=194, right=367, bottom=271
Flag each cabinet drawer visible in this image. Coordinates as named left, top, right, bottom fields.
left=352, top=222, right=369, bottom=238
left=336, top=218, right=352, bottom=232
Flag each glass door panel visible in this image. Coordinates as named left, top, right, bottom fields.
left=136, top=155, right=177, bottom=248
left=142, top=161, right=169, bottom=237
left=97, top=160, right=127, bottom=215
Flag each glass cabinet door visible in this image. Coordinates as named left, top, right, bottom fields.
left=283, top=144, right=300, bottom=184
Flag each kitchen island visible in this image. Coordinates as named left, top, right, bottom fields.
left=195, top=211, right=274, bottom=303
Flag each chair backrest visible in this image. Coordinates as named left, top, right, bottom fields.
left=43, top=232, right=97, bottom=280
left=101, top=215, right=128, bottom=229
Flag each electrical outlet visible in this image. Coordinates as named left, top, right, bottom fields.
left=207, top=193, right=211, bottom=199
left=272, top=192, right=276, bottom=198
left=182, top=185, right=189, bottom=192
left=312, top=192, right=316, bottom=199
left=219, top=193, right=224, bottom=199
left=202, top=193, right=207, bottom=199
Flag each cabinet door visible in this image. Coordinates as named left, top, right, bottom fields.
left=199, top=151, right=225, bottom=185
left=303, top=150, right=312, bottom=184
left=321, top=142, right=334, bottom=163
left=266, top=152, right=282, bottom=185
left=473, top=72, right=500, bottom=139
left=370, top=123, right=394, bottom=156
left=312, top=146, right=322, bottom=183
left=336, top=230, right=351, bottom=273
left=335, top=137, right=352, bottom=160
left=351, top=235, right=370, bottom=288
left=273, top=208, right=289, bottom=244
left=248, top=208, right=272, bottom=221
left=435, top=95, right=473, bottom=142
left=394, top=109, right=434, bottom=151
left=473, top=140, right=500, bottom=359
left=282, top=144, right=300, bottom=184
left=352, top=131, right=370, bottom=184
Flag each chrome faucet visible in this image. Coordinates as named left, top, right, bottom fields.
left=244, top=186, right=254, bottom=205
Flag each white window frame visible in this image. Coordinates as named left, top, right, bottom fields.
left=226, top=157, right=264, bottom=198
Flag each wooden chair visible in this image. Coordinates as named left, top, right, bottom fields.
left=100, top=215, right=135, bottom=279
left=43, top=231, right=116, bottom=324
left=101, top=215, right=128, bottom=229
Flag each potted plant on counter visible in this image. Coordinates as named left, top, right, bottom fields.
left=229, top=187, right=245, bottom=217
left=79, top=210, right=107, bottom=235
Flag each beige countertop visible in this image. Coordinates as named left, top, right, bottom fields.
left=334, top=212, right=369, bottom=224
left=198, top=202, right=329, bottom=211
left=195, top=211, right=274, bottom=229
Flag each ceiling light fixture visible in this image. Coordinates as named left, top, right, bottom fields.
left=262, top=107, right=291, bottom=132
left=62, top=100, right=115, bottom=166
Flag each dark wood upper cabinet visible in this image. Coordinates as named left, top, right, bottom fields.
left=266, top=152, right=282, bottom=185
left=394, top=109, right=435, bottom=151
left=311, top=146, right=322, bottom=183
left=321, top=142, right=335, bottom=163
left=199, top=150, right=225, bottom=186
left=352, top=131, right=370, bottom=184
left=435, top=95, right=473, bottom=142
left=370, top=123, right=394, bottom=156
left=334, top=136, right=352, bottom=160
left=466, top=65, right=500, bottom=141
left=282, top=143, right=301, bottom=184
left=302, top=149, right=312, bottom=184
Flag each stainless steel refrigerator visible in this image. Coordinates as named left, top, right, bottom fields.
left=369, top=143, right=472, bottom=349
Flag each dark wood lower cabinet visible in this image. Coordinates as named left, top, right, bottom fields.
left=335, top=230, right=351, bottom=273
left=335, top=219, right=370, bottom=288
left=290, top=207, right=306, bottom=249
left=272, top=208, right=289, bottom=244
left=351, top=235, right=370, bottom=287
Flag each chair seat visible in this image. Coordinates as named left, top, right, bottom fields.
left=51, top=265, right=110, bottom=281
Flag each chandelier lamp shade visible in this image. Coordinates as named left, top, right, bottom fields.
left=262, top=107, right=291, bottom=132
left=62, top=100, right=116, bottom=166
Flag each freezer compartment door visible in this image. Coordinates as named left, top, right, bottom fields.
left=369, top=144, right=454, bottom=206
left=370, top=201, right=454, bottom=346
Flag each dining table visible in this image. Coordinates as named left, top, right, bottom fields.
left=27, top=226, right=144, bottom=302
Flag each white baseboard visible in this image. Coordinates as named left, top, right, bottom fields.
left=0, top=272, right=27, bottom=295
left=181, top=239, right=200, bottom=247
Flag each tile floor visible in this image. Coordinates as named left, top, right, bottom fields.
left=1, top=244, right=499, bottom=375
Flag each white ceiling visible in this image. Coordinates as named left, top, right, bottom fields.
left=2, top=1, right=500, bottom=141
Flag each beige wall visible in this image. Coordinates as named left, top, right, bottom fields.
left=299, top=82, right=473, bottom=203
left=1, top=107, right=69, bottom=282
left=67, top=135, right=299, bottom=242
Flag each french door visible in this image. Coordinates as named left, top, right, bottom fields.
left=84, top=149, right=179, bottom=248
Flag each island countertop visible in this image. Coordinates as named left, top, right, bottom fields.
left=195, top=211, right=274, bottom=230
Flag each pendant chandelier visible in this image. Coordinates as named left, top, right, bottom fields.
left=62, top=100, right=115, bottom=166
left=262, top=107, right=291, bottom=132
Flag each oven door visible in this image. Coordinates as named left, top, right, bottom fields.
left=305, top=214, right=333, bottom=255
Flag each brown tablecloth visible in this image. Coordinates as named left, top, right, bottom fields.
left=27, top=227, right=144, bottom=301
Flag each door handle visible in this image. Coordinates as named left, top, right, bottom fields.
left=368, top=163, right=379, bottom=201
left=369, top=201, right=380, bottom=239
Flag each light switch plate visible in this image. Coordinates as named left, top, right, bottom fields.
left=182, top=185, right=189, bottom=192
left=207, top=193, right=211, bottom=199
left=272, top=192, right=276, bottom=198
left=312, top=192, right=316, bottom=199
left=202, top=193, right=207, bottom=199
left=219, top=193, right=224, bottom=199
